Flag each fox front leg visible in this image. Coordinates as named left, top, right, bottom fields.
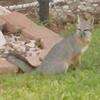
left=71, top=55, right=82, bottom=70
left=64, top=62, right=69, bottom=73
left=77, top=55, right=82, bottom=66
left=74, top=55, right=83, bottom=69
left=75, top=55, right=82, bottom=67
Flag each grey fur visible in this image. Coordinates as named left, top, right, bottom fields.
left=37, top=14, right=94, bottom=74
left=37, top=34, right=83, bottom=74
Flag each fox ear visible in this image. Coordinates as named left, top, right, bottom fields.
left=90, top=16, right=94, bottom=26
left=85, top=13, right=94, bottom=25
left=77, top=15, right=81, bottom=24
left=77, top=14, right=84, bottom=24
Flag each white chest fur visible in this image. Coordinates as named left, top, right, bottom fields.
left=81, top=45, right=89, bottom=53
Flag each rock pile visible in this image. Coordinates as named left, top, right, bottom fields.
left=49, top=0, right=100, bottom=24
left=0, top=0, right=99, bottom=24
left=0, top=7, right=62, bottom=74
left=0, top=34, right=42, bottom=67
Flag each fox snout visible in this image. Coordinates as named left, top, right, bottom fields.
left=84, top=31, right=92, bottom=43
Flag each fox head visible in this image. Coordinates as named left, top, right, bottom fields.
left=76, top=12, right=94, bottom=43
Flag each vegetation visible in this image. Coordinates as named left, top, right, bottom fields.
left=0, top=25, right=100, bottom=100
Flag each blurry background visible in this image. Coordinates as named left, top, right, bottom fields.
left=0, top=0, right=99, bottom=33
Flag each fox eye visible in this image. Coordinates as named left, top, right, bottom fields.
left=77, top=29, right=81, bottom=31
left=84, top=29, right=89, bottom=31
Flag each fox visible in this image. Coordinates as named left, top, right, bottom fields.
left=37, top=12, right=94, bottom=74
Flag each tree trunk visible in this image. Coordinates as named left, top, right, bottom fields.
left=38, top=0, right=49, bottom=22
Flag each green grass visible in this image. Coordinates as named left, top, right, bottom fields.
left=0, top=25, right=100, bottom=100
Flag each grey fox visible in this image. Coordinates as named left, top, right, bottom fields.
left=37, top=12, right=94, bottom=74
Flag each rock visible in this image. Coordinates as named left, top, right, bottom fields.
left=0, top=31, right=6, bottom=47
left=1, top=11, right=62, bottom=65
left=0, top=58, right=19, bottom=74
left=1, top=33, right=42, bottom=67
left=0, top=18, right=6, bottom=30
left=0, top=6, right=11, bottom=16
left=25, top=53, right=41, bottom=67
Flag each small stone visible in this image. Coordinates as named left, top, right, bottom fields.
left=25, top=53, right=41, bottom=67
left=25, top=40, right=36, bottom=48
